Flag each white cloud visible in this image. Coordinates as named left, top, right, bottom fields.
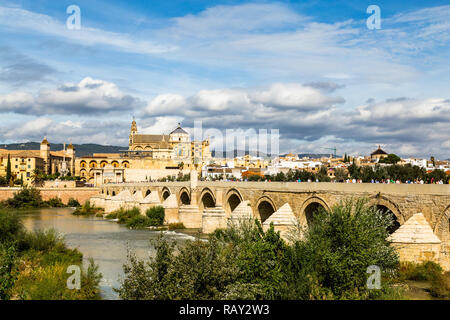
left=143, top=82, right=344, bottom=117
left=0, top=77, right=142, bottom=115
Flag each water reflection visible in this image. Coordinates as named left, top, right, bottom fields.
left=20, top=208, right=196, bottom=300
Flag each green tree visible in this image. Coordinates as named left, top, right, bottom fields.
left=284, top=198, right=399, bottom=299
left=6, top=154, right=11, bottom=185
left=334, top=168, right=347, bottom=181
left=379, top=154, right=401, bottom=164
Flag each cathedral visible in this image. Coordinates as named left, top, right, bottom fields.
left=127, top=119, right=211, bottom=163
left=75, top=120, right=211, bottom=186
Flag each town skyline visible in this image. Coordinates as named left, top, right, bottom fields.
left=0, top=1, right=449, bottom=158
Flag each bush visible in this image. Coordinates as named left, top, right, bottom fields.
left=398, top=261, right=449, bottom=298
left=0, top=244, right=17, bottom=300
left=67, top=198, right=81, bottom=207
left=18, top=229, right=65, bottom=252
left=126, top=216, right=152, bottom=229
left=13, top=258, right=102, bottom=300
left=105, top=212, right=118, bottom=219
left=145, top=206, right=165, bottom=226
left=44, top=197, right=65, bottom=208
left=399, top=261, right=443, bottom=281
left=72, top=201, right=101, bottom=216
left=116, top=198, right=401, bottom=300
left=168, top=223, right=185, bottom=230
left=118, top=207, right=141, bottom=224
left=0, top=211, right=102, bottom=300
left=0, top=210, right=23, bottom=243
left=282, top=198, right=399, bottom=299
left=2, top=187, right=43, bottom=208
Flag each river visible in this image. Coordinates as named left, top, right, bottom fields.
left=20, top=207, right=198, bottom=300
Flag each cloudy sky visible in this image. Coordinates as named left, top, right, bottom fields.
left=0, top=0, right=449, bottom=158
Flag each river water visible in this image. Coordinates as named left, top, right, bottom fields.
left=20, top=208, right=198, bottom=300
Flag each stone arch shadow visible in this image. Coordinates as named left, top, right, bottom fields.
left=255, top=195, right=277, bottom=223
left=160, top=187, right=171, bottom=202
left=199, top=187, right=216, bottom=212
left=224, top=188, right=244, bottom=217
left=299, top=196, right=330, bottom=227
left=434, top=205, right=450, bottom=245
left=365, top=196, right=404, bottom=234
left=178, top=187, right=191, bottom=206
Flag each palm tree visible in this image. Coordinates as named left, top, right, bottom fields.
left=31, top=168, right=44, bottom=186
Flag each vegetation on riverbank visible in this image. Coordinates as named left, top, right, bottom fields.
left=116, top=198, right=417, bottom=300
left=103, top=206, right=166, bottom=229
left=72, top=201, right=103, bottom=216
left=398, top=261, right=450, bottom=299
left=0, top=209, right=102, bottom=300
left=0, top=187, right=68, bottom=209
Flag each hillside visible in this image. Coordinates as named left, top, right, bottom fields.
left=0, top=142, right=126, bottom=157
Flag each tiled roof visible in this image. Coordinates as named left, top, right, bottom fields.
left=170, top=126, right=188, bottom=135
left=133, top=134, right=169, bottom=143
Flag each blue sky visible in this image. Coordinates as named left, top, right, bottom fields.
left=0, top=0, right=449, bottom=158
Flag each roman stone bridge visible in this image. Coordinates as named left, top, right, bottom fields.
left=90, top=180, right=450, bottom=270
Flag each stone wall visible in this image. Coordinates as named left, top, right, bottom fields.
left=0, top=187, right=100, bottom=204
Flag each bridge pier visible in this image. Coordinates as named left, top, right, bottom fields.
left=202, top=206, right=227, bottom=234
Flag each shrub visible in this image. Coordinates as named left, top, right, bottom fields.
left=145, top=206, right=165, bottom=226
left=0, top=210, right=23, bottom=243
left=282, top=198, right=399, bottom=299
left=45, top=197, right=65, bottom=208
left=118, top=207, right=141, bottom=224
left=12, top=258, right=102, bottom=300
left=116, top=198, right=401, bottom=300
left=2, top=187, right=43, bottom=208
left=126, top=216, right=152, bottom=229
left=72, top=201, right=100, bottom=216
left=168, top=223, right=185, bottom=230
left=399, top=261, right=443, bottom=281
left=18, top=229, right=65, bottom=252
left=105, top=212, right=118, bottom=219
left=67, top=198, right=81, bottom=207
left=0, top=244, right=17, bottom=300
left=398, top=261, right=449, bottom=298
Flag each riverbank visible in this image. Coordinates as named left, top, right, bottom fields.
left=15, top=207, right=199, bottom=299
left=0, top=208, right=102, bottom=300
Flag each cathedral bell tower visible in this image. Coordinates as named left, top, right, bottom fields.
left=129, top=118, right=137, bottom=149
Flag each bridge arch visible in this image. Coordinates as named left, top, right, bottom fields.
left=161, top=187, right=171, bottom=201
left=199, top=188, right=216, bottom=211
left=224, top=188, right=243, bottom=216
left=368, top=196, right=404, bottom=225
left=144, top=189, right=151, bottom=197
left=179, top=187, right=191, bottom=205
left=300, top=196, right=330, bottom=227
left=434, top=205, right=450, bottom=248
left=256, top=196, right=276, bottom=223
